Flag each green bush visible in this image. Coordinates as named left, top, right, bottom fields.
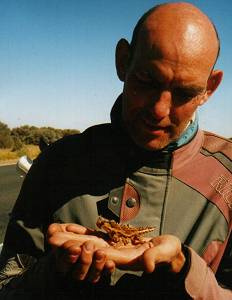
left=11, top=125, right=80, bottom=146
left=12, top=136, right=24, bottom=151
left=0, top=122, right=13, bottom=149
left=1, top=121, right=80, bottom=149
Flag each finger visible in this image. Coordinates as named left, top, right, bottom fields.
left=88, top=250, right=107, bottom=283
left=104, top=242, right=151, bottom=269
left=104, top=259, right=116, bottom=275
left=55, top=243, right=81, bottom=273
left=142, top=235, right=183, bottom=273
left=142, top=244, right=162, bottom=273
left=88, top=255, right=116, bottom=283
left=47, top=223, right=64, bottom=238
left=47, top=223, right=82, bottom=236
left=170, top=251, right=186, bottom=273
left=66, top=224, right=110, bottom=241
left=48, top=232, right=109, bottom=248
left=72, top=241, right=95, bottom=281
left=66, top=224, right=95, bottom=235
left=48, top=232, right=79, bottom=248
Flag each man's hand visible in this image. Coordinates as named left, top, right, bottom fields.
left=47, top=223, right=115, bottom=283
left=142, top=235, right=186, bottom=273
left=47, top=223, right=186, bottom=283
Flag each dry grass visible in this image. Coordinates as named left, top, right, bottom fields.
left=0, top=145, right=40, bottom=163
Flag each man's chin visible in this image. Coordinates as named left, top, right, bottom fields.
left=126, top=124, right=180, bottom=151
left=133, top=135, right=171, bottom=151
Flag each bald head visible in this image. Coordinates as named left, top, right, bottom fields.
left=115, top=2, right=223, bottom=150
left=130, top=2, right=220, bottom=73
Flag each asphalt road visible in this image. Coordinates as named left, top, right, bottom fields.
left=0, top=164, right=24, bottom=242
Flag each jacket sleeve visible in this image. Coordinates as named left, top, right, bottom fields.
left=0, top=250, right=61, bottom=299
left=0, top=137, right=92, bottom=299
left=184, top=246, right=232, bottom=299
left=0, top=151, right=60, bottom=299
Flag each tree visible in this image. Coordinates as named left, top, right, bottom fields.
left=11, top=136, right=23, bottom=151
left=10, top=124, right=81, bottom=147
left=0, top=121, right=13, bottom=148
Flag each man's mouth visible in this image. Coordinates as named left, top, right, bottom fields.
left=141, top=116, right=169, bottom=132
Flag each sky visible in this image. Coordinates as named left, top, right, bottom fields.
left=0, top=0, right=231, bottom=137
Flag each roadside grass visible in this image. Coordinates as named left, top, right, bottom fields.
left=0, top=145, right=40, bottom=163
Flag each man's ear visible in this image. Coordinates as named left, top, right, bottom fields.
left=115, top=38, right=131, bottom=82
left=206, top=69, right=223, bottom=96
left=199, top=69, right=223, bottom=105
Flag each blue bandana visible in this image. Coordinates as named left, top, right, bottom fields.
left=166, top=114, right=199, bottom=151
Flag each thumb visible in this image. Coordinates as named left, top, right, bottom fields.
left=142, top=235, right=185, bottom=273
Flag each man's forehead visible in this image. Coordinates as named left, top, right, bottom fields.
left=133, top=61, right=206, bottom=89
left=138, top=19, right=205, bottom=57
left=133, top=32, right=199, bottom=71
left=132, top=24, right=217, bottom=79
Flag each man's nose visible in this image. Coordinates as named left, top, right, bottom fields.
left=149, top=90, right=171, bottom=120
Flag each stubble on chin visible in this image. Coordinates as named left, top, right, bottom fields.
left=137, top=136, right=171, bottom=151
left=129, top=129, right=170, bottom=151
left=128, top=123, right=186, bottom=151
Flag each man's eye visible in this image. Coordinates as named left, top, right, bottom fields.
left=181, top=93, right=195, bottom=100
left=173, top=90, right=199, bottom=103
left=134, top=75, right=159, bottom=89
left=138, top=79, right=152, bottom=86
left=135, top=74, right=150, bottom=82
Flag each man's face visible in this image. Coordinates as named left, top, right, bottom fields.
left=121, top=30, right=211, bottom=151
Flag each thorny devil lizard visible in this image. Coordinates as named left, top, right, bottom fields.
left=96, top=216, right=155, bottom=248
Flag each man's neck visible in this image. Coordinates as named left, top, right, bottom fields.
left=165, top=113, right=198, bottom=151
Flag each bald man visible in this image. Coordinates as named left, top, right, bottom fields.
left=0, top=2, right=231, bottom=299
